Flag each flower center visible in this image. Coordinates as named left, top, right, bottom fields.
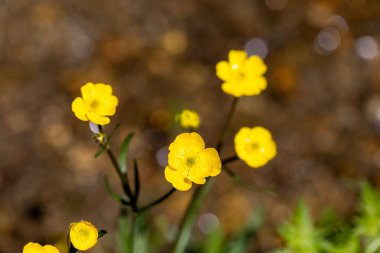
left=77, top=228, right=90, bottom=242
left=186, top=157, right=196, bottom=167
left=89, top=100, right=100, bottom=111
left=232, top=69, right=246, bottom=82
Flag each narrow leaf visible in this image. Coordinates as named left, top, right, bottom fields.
left=118, top=132, right=135, bottom=174
left=98, top=229, right=108, bottom=238
left=104, top=176, right=130, bottom=206
left=133, top=159, right=140, bottom=200
left=95, top=146, right=106, bottom=158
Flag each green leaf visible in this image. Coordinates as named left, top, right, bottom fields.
left=118, top=132, right=135, bottom=174
left=277, top=200, right=321, bottom=253
left=95, top=146, right=107, bottom=157
left=103, top=176, right=130, bottom=206
left=133, top=159, right=140, bottom=200
left=98, top=229, right=108, bottom=238
left=355, top=182, right=380, bottom=238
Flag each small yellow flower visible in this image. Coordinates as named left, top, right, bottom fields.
left=165, top=132, right=221, bottom=191
left=216, top=50, right=267, bottom=97
left=70, top=221, right=98, bottom=251
left=234, top=127, right=277, bottom=168
left=23, top=242, right=59, bottom=253
left=72, top=82, right=118, bottom=125
left=176, top=109, right=200, bottom=129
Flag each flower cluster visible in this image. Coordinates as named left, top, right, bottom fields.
left=234, top=127, right=277, bottom=168
left=23, top=220, right=99, bottom=253
left=165, top=133, right=221, bottom=191
left=216, top=50, right=267, bottom=97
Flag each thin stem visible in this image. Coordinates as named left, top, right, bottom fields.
left=172, top=97, right=239, bottom=253
left=216, top=97, right=238, bottom=152
left=221, top=155, right=238, bottom=165
left=172, top=181, right=213, bottom=253
left=138, top=188, right=176, bottom=213
left=97, top=125, right=137, bottom=211
left=223, top=165, right=276, bottom=195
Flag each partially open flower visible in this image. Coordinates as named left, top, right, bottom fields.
left=72, top=82, right=118, bottom=125
left=234, top=126, right=277, bottom=168
left=70, top=221, right=98, bottom=251
left=165, top=132, right=221, bottom=191
left=176, top=109, right=200, bottom=130
left=216, top=50, right=267, bottom=97
left=23, top=242, right=59, bottom=253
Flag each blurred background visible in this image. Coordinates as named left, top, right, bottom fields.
left=1, top=0, right=380, bottom=252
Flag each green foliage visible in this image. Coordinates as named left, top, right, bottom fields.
left=275, top=200, right=322, bottom=253
left=271, top=182, right=380, bottom=253
left=355, top=182, right=380, bottom=237
left=119, top=132, right=135, bottom=174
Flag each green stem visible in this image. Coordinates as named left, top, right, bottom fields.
left=97, top=125, right=137, bottom=211
left=130, top=213, right=138, bottom=253
left=172, top=180, right=213, bottom=253
left=221, top=155, right=238, bottom=165
left=172, top=97, right=239, bottom=253
left=138, top=188, right=176, bottom=213
left=216, top=97, right=238, bottom=152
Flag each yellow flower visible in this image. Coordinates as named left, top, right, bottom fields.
left=72, top=82, right=118, bottom=125
left=23, top=242, right=59, bottom=253
left=234, top=127, right=277, bottom=168
left=165, top=132, right=221, bottom=191
left=70, top=221, right=98, bottom=251
left=176, top=109, right=200, bottom=129
left=216, top=50, right=267, bottom=97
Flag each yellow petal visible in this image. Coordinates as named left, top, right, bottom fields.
left=165, top=166, right=192, bottom=191
left=72, top=97, right=88, bottom=121
left=249, top=126, right=273, bottom=142
left=242, top=77, right=267, bottom=96
left=204, top=148, right=222, bottom=177
left=192, top=148, right=221, bottom=179
left=23, top=243, right=46, bottom=253
left=87, top=112, right=110, bottom=125
left=80, top=82, right=95, bottom=104
left=43, top=245, right=60, bottom=253
left=98, top=95, right=118, bottom=116
left=216, top=61, right=231, bottom=81
left=245, top=154, right=270, bottom=168
left=228, top=50, right=247, bottom=68
left=169, top=132, right=205, bottom=154
left=245, top=55, right=267, bottom=76
left=221, top=82, right=244, bottom=97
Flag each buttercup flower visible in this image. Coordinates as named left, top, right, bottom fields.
left=234, top=126, right=277, bottom=168
left=216, top=50, right=267, bottom=97
left=72, top=82, right=118, bottom=125
left=165, top=132, right=221, bottom=191
left=176, top=109, right=200, bottom=129
left=70, top=221, right=98, bottom=251
left=23, top=242, right=59, bottom=253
